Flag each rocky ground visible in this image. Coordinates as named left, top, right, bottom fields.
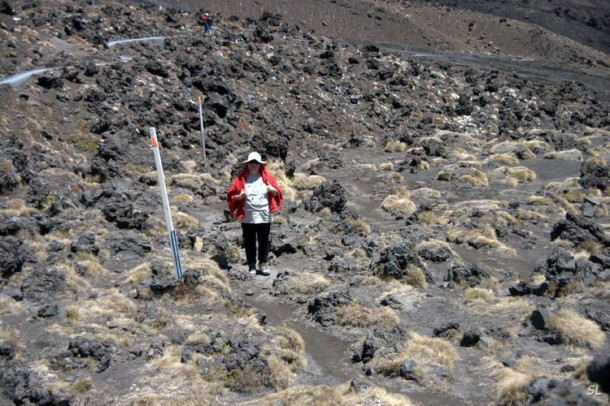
left=1, top=0, right=609, bottom=405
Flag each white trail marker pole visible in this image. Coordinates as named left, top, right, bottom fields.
left=197, top=96, right=207, bottom=162
left=149, top=127, right=183, bottom=279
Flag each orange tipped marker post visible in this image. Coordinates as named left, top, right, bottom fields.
left=197, top=95, right=207, bottom=162
left=149, top=127, right=183, bottom=278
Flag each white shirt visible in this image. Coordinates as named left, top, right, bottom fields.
left=243, top=174, right=271, bottom=224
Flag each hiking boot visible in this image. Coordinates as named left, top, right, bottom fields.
left=257, top=263, right=271, bottom=276
left=248, top=266, right=257, bottom=276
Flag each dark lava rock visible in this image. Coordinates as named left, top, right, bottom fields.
left=460, top=330, right=481, bottom=347
left=446, top=264, right=490, bottom=287
left=372, top=242, right=431, bottom=282
left=550, top=213, right=609, bottom=247
left=303, top=181, right=346, bottom=214
left=307, top=291, right=351, bottom=326
left=71, top=232, right=99, bottom=255
left=587, top=355, right=610, bottom=395
left=355, top=326, right=408, bottom=365
left=524, top=377, right=599, bottom=405
left=0, top=237, right=30, bottom=277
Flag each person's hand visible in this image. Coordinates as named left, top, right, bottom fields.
left=266, top=184, right=277, bottom=195
left=236, top=190, right=246, bottom=201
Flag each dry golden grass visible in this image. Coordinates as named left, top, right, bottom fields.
left=448, top=225, right=517, bottom=257
left=371, top=331, right=459, bottom=384
left=344, top=218, right=371, bottom=234
left=417, top=210, right=448, bottom=225
left=384, top=140, right=408, bottom=152
left=578, top=239, right=603, bottom=254
left=505, top=166, right=536, bottom=183
left=335, top=302, right=399, bottom=329
left=563, top=190, right=584, bottom=203
left=489, top=154, right=519, bottom=165
left=463, top=287, right=494, bottom=304
left=317, top=207, right=332, bottom=218
left=250, top=384, right=415, bottom=406
left=493, top=356, right=540, bottom=405
left=527, top=196, right=553, bottom=206
left=0, top=198, right=36, bottom=217
left=381, top=186, right=417, bottom=216
left=288, top=272, right=330, bottom=295
left=171, top=174, right=203, bottom=190
left=266, top=159, right=296, bottom=202
left=459, top=169, right=489, bottom=187
left=379, top=162, right=394, bottom=171
left=516, top=208, right=547, bottom=221
left=124, top=263, right=152, bottom=288
left=403, top=265, right=428, bottom=289
left=57, top=262, right=92, bottom=293
left=548, top=309, right=605, bottom=349
left=544, top=149, right=583, bottom=161
left=101, top=289, right=137, bottom=314
left=291, top=173, right=326, bottom=190
left=175, top=212, right=199, bottom=230
left=487, top=298, right=534, bottom=318
left=0, top=326, right=23, bottom=357
left=172, top=193, right=194, bottom=204
left=0, top=296, right=26, bottom=316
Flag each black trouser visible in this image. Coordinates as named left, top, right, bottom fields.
left=241, top=223, right=271, bottom=270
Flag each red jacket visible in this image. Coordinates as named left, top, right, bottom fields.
left=227, top=168, right=283, bottom=220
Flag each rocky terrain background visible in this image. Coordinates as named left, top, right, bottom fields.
left=1, top=0, right=609, bottom=405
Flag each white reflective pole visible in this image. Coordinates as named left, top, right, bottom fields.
left=149, top=127, right=183, bottom=278
left=198, top=96, right=207, bottom=162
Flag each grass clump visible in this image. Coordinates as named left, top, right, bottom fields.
left=548, top=309, right=605, bottom=349
left=381, top=187, right=417, bottom=217
left=288, top=272, right=330, bottom=295
left=384, top=140, right=408, bottom=152
left=335, top=302, right=399, bottom=329
left=371, top=331, right=459, bottom=385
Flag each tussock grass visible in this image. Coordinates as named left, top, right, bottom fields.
left=0, top=296, right=26, bottom=316
left=463, top=287, right=494, bottom=304
left=335, top=302, right=399, bottom=329
left=487, top=298, right=534, bottom=318
left=172, top=193, right=194, bottom=204
left=544, top=149, right=583, bottom=161
left=402, top=265, right=428, bottom=289
left=288, top=272, right=330, bottom=295
left=175, top=212, right=199, bottom=230
left=124, top=263, right=152, bottom=288
left=0, top=326, right=23, bottom=357
left=57, top=262, right=92, bottom=293
left=417, top=210, right=448, bottom=225
left=291, top=173, right=326, bottom=190
left=448, top=225, right=517, bottom=257
left=516, top=208, right=547, bottom=221
left=505, top=167, right=536, bottom=183
left=489, top=154, right=519, bottom=165
left=505, top=177, right=519, bottom=187
left=563, top=190, right=584, bottom=203
left=410, top=187, right=442, bottom=200
left=317, top=207, right=332, bottom=218
left=527, top=196, right=552, bottom=206
left=266, top=159, right=296, bottom=202
left=493, top=356, right=539, bottom=405
left=253, top=384, right=415, bottom=406
left=458, top=169, right=488, bottom=187
left=371, top=331, right=459, bottom=384
left=548, top=309, right=605, bottom=349
left=384, top=140, right=408, bottom=152
left=344, top=218, right=371, bottom=234
left=0, top=198, right=36, bottom=217
left=101, top=289, right=137, bottom=314
left=381, top=186, right=417, bottom=217
left=379, top=162, right=394, bottom=171
left=171, top=174, right=204, bottom=190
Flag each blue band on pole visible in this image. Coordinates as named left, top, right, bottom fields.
left=170, top=230, right=183, bottom=278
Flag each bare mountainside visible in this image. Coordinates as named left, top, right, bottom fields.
left=0, top=0, right=609, bottom=405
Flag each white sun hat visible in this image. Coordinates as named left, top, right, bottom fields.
left=243, top=151, right=266, bottom=164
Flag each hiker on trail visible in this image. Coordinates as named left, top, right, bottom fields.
left=227, top=152, right=283, bottom=276
left=201, top=12, right=213, bottom=34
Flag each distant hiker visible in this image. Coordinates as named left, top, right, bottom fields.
left=227, top=152, right=283, bottom=276
left=201, top=12, right=213, bottom=34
